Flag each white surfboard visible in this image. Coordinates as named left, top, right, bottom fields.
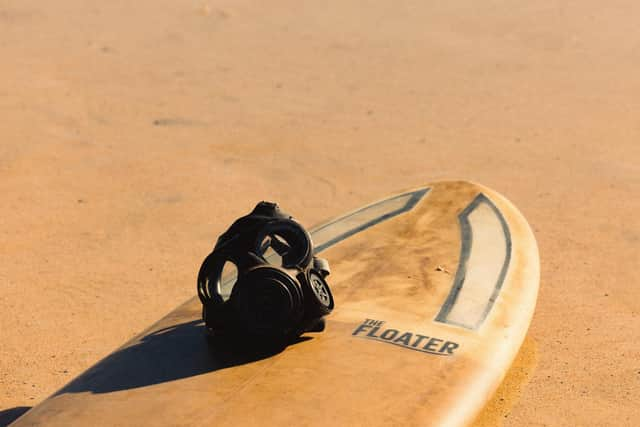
left=12, top=180, right=539, bottom=427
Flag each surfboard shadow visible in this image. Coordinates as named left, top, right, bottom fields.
left=0, top=406, right=31, bottom=427
left=57, top=320, right=309, bottom=394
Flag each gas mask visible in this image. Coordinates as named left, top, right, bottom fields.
left=197, top=201, right=334, bottom=345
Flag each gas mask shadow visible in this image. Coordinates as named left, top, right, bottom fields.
left=56, top=315, right=314, bottom=395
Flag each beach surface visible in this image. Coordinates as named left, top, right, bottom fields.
left=1, top=1, right=638, bottom=425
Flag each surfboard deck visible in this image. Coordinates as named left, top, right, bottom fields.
left=12, top=181, right=539, bottom=427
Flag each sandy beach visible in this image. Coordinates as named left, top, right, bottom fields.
left=1, top=1, right=638, bottom=425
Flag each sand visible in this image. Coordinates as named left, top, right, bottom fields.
left=0, top=1, right=638, bottom=425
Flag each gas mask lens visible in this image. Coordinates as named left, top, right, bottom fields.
left=254, top=219, right=313, bottom=268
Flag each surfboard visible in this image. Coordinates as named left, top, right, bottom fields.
left=12, top=180, right=539, bottom=427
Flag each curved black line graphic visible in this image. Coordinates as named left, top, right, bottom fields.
left=435, top=193, right=512, bottom=329
left=313, top=188, right=429, bottom=253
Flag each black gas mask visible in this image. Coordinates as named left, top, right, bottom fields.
left=197, top=202, right=334, bottom=345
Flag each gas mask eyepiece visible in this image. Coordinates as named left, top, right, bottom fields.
left=197, top=202, right=334, bottom=345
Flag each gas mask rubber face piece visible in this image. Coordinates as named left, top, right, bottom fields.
left=197, top=202, right=334, bottom=345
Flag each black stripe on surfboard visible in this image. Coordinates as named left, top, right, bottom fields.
left=312, top=188, right=430, bottom=253
left=435, top=193, right=512, bottom=330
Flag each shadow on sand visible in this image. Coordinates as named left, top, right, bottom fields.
left=0, top=406, right=31, bottom=427
left=56, top=319, right=309, bottom=395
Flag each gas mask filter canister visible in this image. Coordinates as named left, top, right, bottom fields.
left=197, top=202, right=334, bottom=345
